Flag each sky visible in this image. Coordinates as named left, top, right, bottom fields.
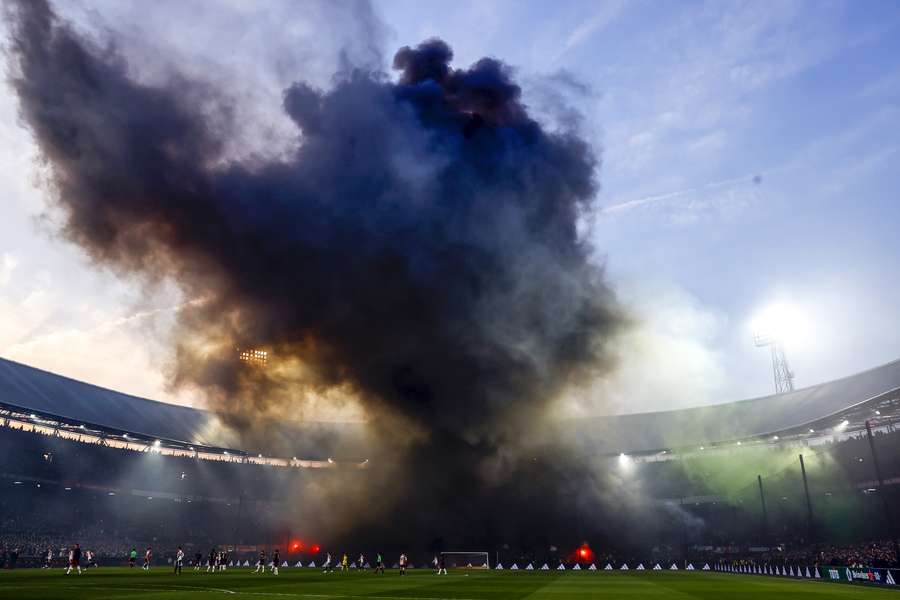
left=1, top=0, right=898, bottom=416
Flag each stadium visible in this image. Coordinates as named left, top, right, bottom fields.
left=2, top=0, right=900, bottom=598
left=2, top=354, right=899, bottom=595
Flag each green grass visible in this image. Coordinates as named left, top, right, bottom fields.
left=0, top=567, right=895, bottom=599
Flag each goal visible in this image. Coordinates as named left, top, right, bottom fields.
left=440, top=551, right=490, bottom=569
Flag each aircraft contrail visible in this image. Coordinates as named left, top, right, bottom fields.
left=601, top=171, right=774, bottom=215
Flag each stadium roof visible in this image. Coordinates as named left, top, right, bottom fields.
left=0, top=357, right=360, bottom=458
left=0, top=356, right=214, bottom=447
left=573, top=358, right=900, bottom=455
left=2, top=356, right=899, bottom=457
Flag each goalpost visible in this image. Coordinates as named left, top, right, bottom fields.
left=440, top=551, right=490, bottom=570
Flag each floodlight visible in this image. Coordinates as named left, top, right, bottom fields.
left=750, top=302, right=808, bottom=346
left=750, top=302, right=805, bottom=394
left=239, top=348, right=269, bottom=366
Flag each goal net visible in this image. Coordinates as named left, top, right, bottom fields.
left=440, top=551, right=490, bottom=569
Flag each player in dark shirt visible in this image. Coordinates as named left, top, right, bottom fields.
left=174, top=547, right=184, bottom=575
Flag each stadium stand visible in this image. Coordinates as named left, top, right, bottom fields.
left=1, top=356, right=899, bottom=568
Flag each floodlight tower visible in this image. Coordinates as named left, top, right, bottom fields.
left=753, top=331, right=794, bottom=394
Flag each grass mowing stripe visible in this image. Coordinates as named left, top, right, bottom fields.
left=1, top=568, right=897, bottom=599
left=2, top=583, right=484, bottom=600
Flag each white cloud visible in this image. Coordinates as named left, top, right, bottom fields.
left=0, top=254, right=17, bottom=286
left=562, top=280, right=729, bottom=416
left=1, top=298, right=195, bottom=406
left=598, top=0, right=853, bottom=196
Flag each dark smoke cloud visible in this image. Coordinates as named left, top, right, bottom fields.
left=6, top=0, right=626, bottom=548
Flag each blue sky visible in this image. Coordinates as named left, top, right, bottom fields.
left=0, top=0, right=898, bottom=415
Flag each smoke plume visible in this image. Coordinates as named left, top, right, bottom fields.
left=6, top=0, right=626, bottom=548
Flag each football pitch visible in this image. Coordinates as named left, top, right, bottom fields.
left=0, top=568, right=895, bottom=599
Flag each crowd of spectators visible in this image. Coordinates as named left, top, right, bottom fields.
left=694, top=540, right=898, bottom=570
left=0, top=515, right=145, bottom=567
left=810, top=540, right=897, bottom=568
